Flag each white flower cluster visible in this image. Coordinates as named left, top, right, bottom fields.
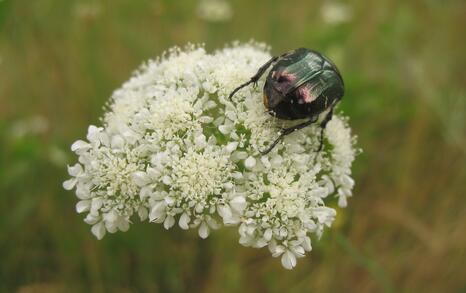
left=197, top=0, right=233, bottom=22
left=321, top=1, right=352, bottom=25
left=64, top=43, right=357, bottom=269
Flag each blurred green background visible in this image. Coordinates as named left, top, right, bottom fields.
left=1, top=0, right=465, bottom=292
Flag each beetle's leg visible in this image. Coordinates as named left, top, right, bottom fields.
left=280, top=116, right=319, bottom=136
left=260, top=116, right=318, bottom=155
left=316, top=109, right=334, bottom=152
left=228, top=56, right=278, bottom=101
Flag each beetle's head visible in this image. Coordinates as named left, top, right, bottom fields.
left=263, top=81, right=285, bottom=110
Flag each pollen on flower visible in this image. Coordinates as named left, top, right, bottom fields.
left=64, top=42, right=358, bottom=269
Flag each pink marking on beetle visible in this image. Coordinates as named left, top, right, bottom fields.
left=298, top=85, right=316, bottom=104
left=276, top=70, right=297, bottom=82
left=275, top=70, right=297, bottom=92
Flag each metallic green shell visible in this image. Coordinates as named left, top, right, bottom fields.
left=264, top=48, right=344, bottom=120
left=276, top=49, right=343, bottom=98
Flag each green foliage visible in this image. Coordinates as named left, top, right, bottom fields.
left=1, top=0, right=465, bottom=292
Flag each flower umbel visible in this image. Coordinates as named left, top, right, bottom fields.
left=64, top=43, right=358, bottom=269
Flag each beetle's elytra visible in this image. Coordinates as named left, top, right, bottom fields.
left=228, top=48, right=344, bottom=155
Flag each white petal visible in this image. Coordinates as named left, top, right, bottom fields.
left=67, top=163, right=83, bottom=176
left=63, top=178, right=77, bottom=190
left=207, top=135, right=217, bottom=145
left=153, top=191, right=167, bottom=201
left=225, top=141, right=238, bottom=153
left=104, top=210, right=118, bottom=223
left=341, top=174, right=355, bottom=188
left=162, top=175, right=172, bottom=185
left=194, top=134, right=207, bottom=148
left=100, top=131, right=110, bottom=146
left=270, top=244, right=285, bottom=257
left=76, top=184, right=91, bottom=199
left=223, top=214, right=240, bottom=225
left=278, top=227, right=288, bottom=238
left=121, top=130, right=135, bottom=145
left=230, top=196, right=247, bottom=213
left=311, top=187, right=328, bottom=198
left=132, top=171, right=149, bottom=187
left=84, top=214, right=99, bottom=225
left=86, top=125, right=101, bottom=142
left=291, top=245, right=306, bottom=258
left=254, top=238, right=268, bottom=248
left=246, top=225, right=256, bottom=236
left=281, top=250, right=297, bottom=270
left=217, top=205, right=232, bottom=219
left=164, top=196, right=175, bottom=206
left=230, top=173, right=242, bottom=182
left=302, top=236, right=312, bottom=251
left=218, top=124, right=232, bottom=134
left=118, top=219, right=130, bottom=232
left=90, top=198, right=103, bottom=214
left=206, top=216, right=220, bottom=229
left=179, top=213, right=190, bottom=230
left=263, top=228, right=273, bottom=241
left=231, top=151, right=248, bottom=162
left=110, top=135, right=125, bottom=149
left=288, top=143, right=304, bottom=153
left=164, top=215, right=175, bottom=229
left=198, top=222, right=210, bottom=239
left=71, top=140, right=90, bottom=152
left=106, top=222, right=118, bottom=233
left=87, top=125, right=99, bottom=134
left=149, top=201, right=166, bottom=222
left=146, top=167, right=161, bottom=179
left=199, top=116, right=213, bottom=123
left=230, top=131, right=239, bottom=140
left=225, top=110, right=237, bottom=121
left=223, top=182, right=233, bottom=190
left=138, top=207, right=148, bottom=221
left=238, top=223, right=248, bottom=237
left=244, top=156, right=256, bottom=169
left=323, top=175, right=335, bottom=194
left=195, top=203, right=204, bottom=213
left=338, top=187, right=352, bottom=197
left=76, top=200, right=91, bottom=213
left=91, top=222, right=106, bottom=240
left=260, top=156, right=271, bottom=169
left=270, top=154, right=283, bottom=167
left=204, top=100, right=217, bottom=110
left=139, top=186, right=153, bottom=200
left=338, top=195, right=348, bottom=207
left=239, top=235, right=254, bottom=246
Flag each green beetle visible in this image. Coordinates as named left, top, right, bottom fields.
left=228, top=48, right=345, bottom=154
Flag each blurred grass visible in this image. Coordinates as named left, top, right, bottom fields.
left=1, top=0, right=466, bottom=292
